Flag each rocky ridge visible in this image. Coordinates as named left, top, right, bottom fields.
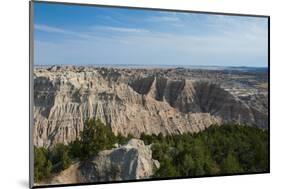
left=42, top=139, right=159, bottom=185
left=33, top=66, right=268, bottom=148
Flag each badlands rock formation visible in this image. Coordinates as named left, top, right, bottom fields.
left=33, top=66, right=268, bottom=147
left=48, top=139, right=159, bottom=184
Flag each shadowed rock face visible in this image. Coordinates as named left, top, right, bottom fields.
left=129, top=77, right=267, bottom=128
left=46, top=139, right=159, bottom=185
left=33, top=67, right=268, bottom=148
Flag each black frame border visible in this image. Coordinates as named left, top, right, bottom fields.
left=29, top=0, right=270, bottom=188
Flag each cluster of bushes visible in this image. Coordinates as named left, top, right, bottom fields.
left=140, top=124, right=269, bottom=178
left=34, top=119, right=131, bottom=182
left=68, top=119, right=132, bottom=160
left=34, top=120, right=268, bottom=182
left=34, top=144, right=71, bottom=182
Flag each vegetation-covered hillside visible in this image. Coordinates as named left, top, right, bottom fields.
left=34, top=120, right=268, bottom=182
left=141, top=124, right=268, bottom=178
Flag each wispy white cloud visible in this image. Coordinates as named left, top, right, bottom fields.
left=35, top=24, right=67, bottom=33
left=35, top=24, right=93, bottom=39
left=149, top=15, right=180, bottom=22
left=203, top=15, right=268, bottom=37
left=35, top=24, right=152, bottom=42
left=92, top=26, right=150, bottom=33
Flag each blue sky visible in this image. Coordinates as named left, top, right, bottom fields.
left=34, top=2, right=268, bottom=67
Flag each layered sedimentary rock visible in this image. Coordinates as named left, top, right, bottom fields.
left=33, top=67, right=268, bottom=147
left=47, top=139, right=159, bottom=185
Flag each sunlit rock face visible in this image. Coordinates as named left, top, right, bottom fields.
left=46, top=139, right=159, bottom=185
left=33, top=66, right=268, bottom=148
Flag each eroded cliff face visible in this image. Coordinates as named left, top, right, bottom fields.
left=43, top=139, right=159, bottom=185
left=33, top=67, right=267, bottom=148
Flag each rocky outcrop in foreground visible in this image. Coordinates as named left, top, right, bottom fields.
left=46, top=139, right=159, bottom=185
left=33, top=67, right=268, bottom=147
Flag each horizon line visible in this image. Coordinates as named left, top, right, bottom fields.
left=34, top=63, right=268, bottom=68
